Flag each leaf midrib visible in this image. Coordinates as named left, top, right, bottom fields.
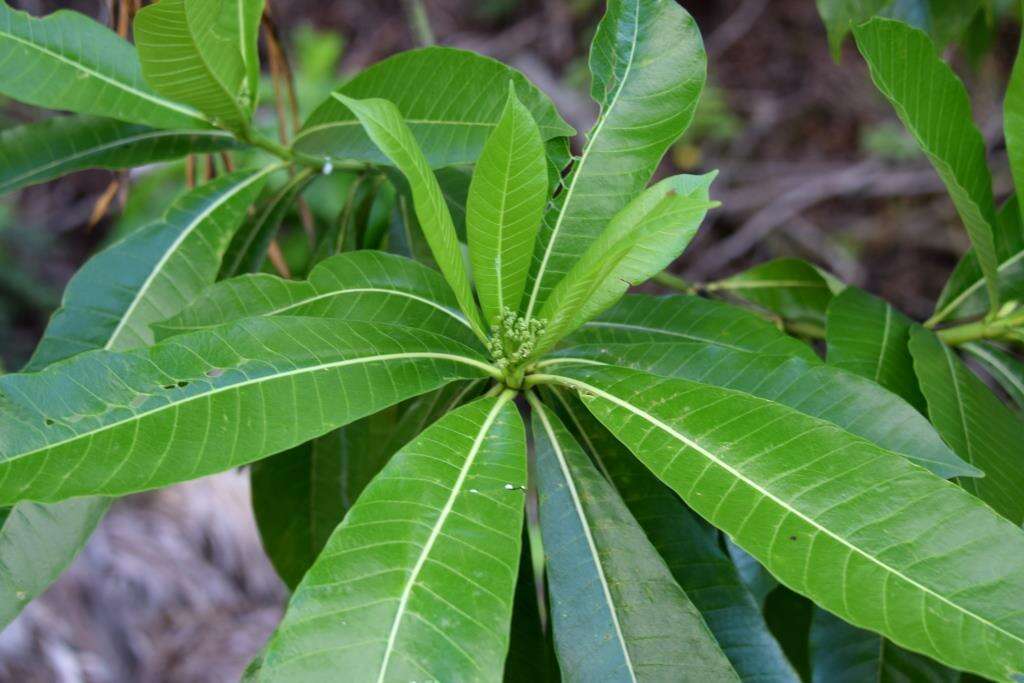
left=4, top=351, right=497, bottom=469
left=544, top=372, right=1024, bottom=650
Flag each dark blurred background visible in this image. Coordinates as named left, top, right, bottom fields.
left=0, top=1, right=1019, bottom=680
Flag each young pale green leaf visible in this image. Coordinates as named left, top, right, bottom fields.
left=338, top=95, right=487, bottom=340
left=467, top=85, right=548, bottom=325
left=826, top=286, right=927, bottom=412
left=260, top=395, right=526, bottom=682
left=219, top=168, right=317, bottom=278
left=710, top=258, right=835, bottom=327
left=251, top=380, right=485, bottom=590
left=541, top=365, right=1024, bottom=681
left=554, top=341, right=978, bottom=479
left=134, top=0, right=265, bottom=134
left=932, top=196, right=1024, bottom=325
left=566, top=294, right=819, bottom=362
left=0, top=116, right=234, bottom=195
left=854, top=18, right=1000, bottom=312
left=294, top=46, right=574, bottom=168
left=0, top=2, right=208, bottom=128
left=546, top=389, right=798, bottom=683
left=523, top=0, right=707, bottom=316
left=157, top=250, right=474, bottom=345
left=534, top=176, right=716, bottom=355
left=962, top=342, right=1024, bottom=410
left=0, top=318, right=496, bottom=504
left=529, top=398, right=739, bottom=682
left=909, top=325, right=1024, bottom=524
left=810, top=608, right=958, bottom=683
left=28, top=166, right=276, bottom=369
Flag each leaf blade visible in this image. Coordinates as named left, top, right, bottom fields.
left=260, top=395, right=526, bottom=682
left=546, top=364, right=1024, bottom=681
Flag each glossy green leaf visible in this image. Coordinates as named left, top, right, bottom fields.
left=711, top=258, right=835, bottom=327
left=251, top=379, right=485, bottom=590
left=134, top=0, right=264, bottom=134
left=338, top=95, right=488, bottom=341
left=157, top=251, right=475, bottom=347
left=0, top=2, right=208, bottom=129
left=0, top=317, right=496, bottom=504
left=294, top=46, right=574, bottom=168
left=909, top=325, right=1024, bottom=524
left=529, top=398, right=738, bottom=682
left=826, top=286, right=927, bottom=412
left=28, top=167, right=276, bottom=369
left=854, top=18, right=1000, bottom=311
left=523, top=0, right=707, bottom=316
left=541, top=364, right=1024, bottom=681
left=547, top=389, right=798, bottom=683
left=0, top=116, right=234, bottom=195
left=535, top=174, right=716, bottom=355
left=260, top=395, right=526, bottom=682
left=566, top=294, right=819, bottom=362
left=555, top=341, right=978, bottom=479
left=932, top=196, right=1024, bottom=325
left=220, top=169, right=317, bottom=278
left=962, top=342, right=1024, bottom=410
left=810, top=608, right=957, bottom=683
left=467, top=85, right=548, bottom=325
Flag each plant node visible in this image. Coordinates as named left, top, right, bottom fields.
left=485, top=307, right=547, bottom=388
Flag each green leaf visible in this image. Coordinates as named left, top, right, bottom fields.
left=259, top=394, right=526, bottom=682
left=134, top=0, right=265, bottom=134
left=816, top=0, right=890, bottom=58
left=854, top=18, right=1000, bottom=312
left=932, top=196, right=1024, bottom=325
left=542, top=364, right=1024, bottom=681
left=294, top=46, right=574, bottom=168
left=555, top=341, right=978, bottom=479
left=710, top=258, right=835, bottom=327
left=810, top=608, right=958, bottom=682
left=467, top=84, right=548, bottom=325
left=0, top=2, right=208, bottom=128
left=535, top=174, right=716, bottom=355
left=566, top=294, right=819, bottom=362
left=0, top=116, right=234, bottom=195
left=156, top=250, right=475, bottom=346
left=0, top=317, right=496, bottom=504
left=909, top=325, right=1024, bottom=524
left=763, top=586, right=814, bottom=680
left=1009, top=30, right=1024, bottom=228
left=546, top=389, right=798, bottom=683
left=962, top=342, right=1024, bottom=410
left=252, top=379, right=485, bottom=590
left=529, top=398, right=738, bottom=682
left=28, top=167, right=276, bottom=369
left=826, top=286, right=927, bottom=412
left=220, top=168, right=317, bottom=278
left=338, top=95, right=488, bottom=340
left=0, top=166, right=271, bottom=629
left=523, top=0, right=706, bottom=316
left=0, top=497, right=109, bottom=626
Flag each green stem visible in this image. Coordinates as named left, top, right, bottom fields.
left=936, top=311, right=1024, bottom=346
left=652, top=270, right=695, bottom=293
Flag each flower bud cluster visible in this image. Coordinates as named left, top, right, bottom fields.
left=485, top=307, right=546, bottom=371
